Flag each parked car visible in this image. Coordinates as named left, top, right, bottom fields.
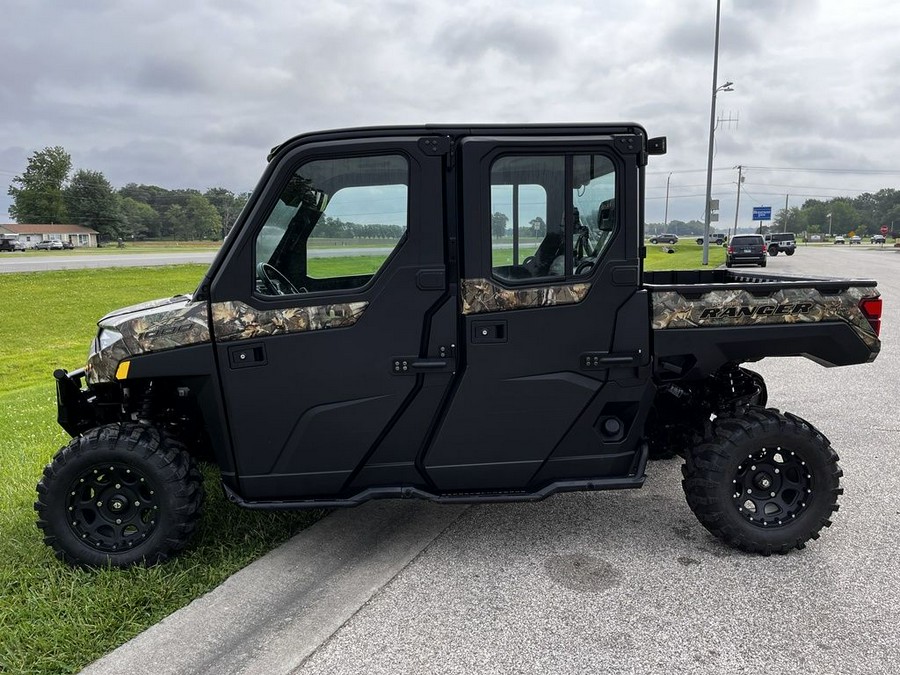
left=726, top=234, right=767, bottom=267
left=766, top=232, right=796, bottom=256
left=0, top=236, right=25, bottom=252
left=871, top=234, right=886, bottom=244
left=695, top=233, right=727, bottom=245
left=61, top=240, right=74, bottom=250
left=649, top=233, right=678, bottom=244
left=849, top=236, right=862, bottom=245
left=34, top=240, right=64, bottom=250
left=833, top=236, right=845, bottom=244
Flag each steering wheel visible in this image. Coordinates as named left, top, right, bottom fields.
left=256, top=262, right=302, bottom=295
left=575, top=259, right=595, bottom=275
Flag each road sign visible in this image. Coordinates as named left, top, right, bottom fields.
left=753, top=206, right=772, bottom=221
left=882, top=225, right=889, bottom=235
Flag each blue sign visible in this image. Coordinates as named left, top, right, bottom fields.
left=753, top=206, right=772, bottom=221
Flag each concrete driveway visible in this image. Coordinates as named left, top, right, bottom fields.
left=84, top=245, right=900, bottom=675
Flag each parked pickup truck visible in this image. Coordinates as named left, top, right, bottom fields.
left=36, top=123, right=882, bottom=568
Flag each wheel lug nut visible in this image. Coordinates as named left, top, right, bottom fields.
left=97, top=501, right=103, bottom=507
left=115, top=519, right=121, bottom=524
left=770, top=492, right=776, bottom=497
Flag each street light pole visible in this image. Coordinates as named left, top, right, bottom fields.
left=702, top=0, right=731, bottom=265
left=664, top=172, right=672, bottom=233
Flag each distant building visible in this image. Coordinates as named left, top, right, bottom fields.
left=0, top=223, right=99, bottom=248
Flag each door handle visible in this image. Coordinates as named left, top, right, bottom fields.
left=227, top=343, right=267, bottom=369
left=391, top=357, right=452, bottom=375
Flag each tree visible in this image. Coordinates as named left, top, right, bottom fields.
left=204, top=188, right=250, bottom=238
left=64, top=169, right=122, bottom=238
left=529, top=216, right=546, bottom=237
left=774, top=206, right=807, bottom=233
left=8, top=146, right=71, bottom=223
left=181, top=194, right=222, bottom=240
left=119, top=197, right=158, bottom=239
left=491, top=212, right=509, bottom=238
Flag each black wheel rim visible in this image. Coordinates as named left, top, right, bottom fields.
left=65, top=463, right=160, bottom=553
left=731, top=446, right=812, bottom=528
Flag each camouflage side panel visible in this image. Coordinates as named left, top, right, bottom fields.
left=211, top=300, right=368, bottom=341
left=461, top=278, right=591, bottom=315
left=86, top=300, right=211, bottom=385
left=651, top=286, right=880, bottom=349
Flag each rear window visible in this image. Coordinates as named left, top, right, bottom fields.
left=732, top=236, right=762, bottom=245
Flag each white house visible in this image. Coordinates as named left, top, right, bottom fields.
left=0, top=223, right=99, bottom=248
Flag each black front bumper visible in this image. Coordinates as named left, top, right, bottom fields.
left=54, top=368, right=97, bottom=436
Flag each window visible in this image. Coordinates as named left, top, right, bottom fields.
left=490, top=154, right=616, bottom=282
left=255, top=155, right=408, bottom=296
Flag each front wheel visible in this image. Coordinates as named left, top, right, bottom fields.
left=35, top=424, right=204, bottom=568
left=682, top=408, right=842, bottom=554
left=786, top=249, right=795, bottom=256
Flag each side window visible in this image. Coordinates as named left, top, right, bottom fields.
left=255, top=154, right=408, bottom=296
left=491, top=156, right=564, bottom=281
left=572, top=155, right=617, bottom=276
left=490, top=153, right=616, bottom=283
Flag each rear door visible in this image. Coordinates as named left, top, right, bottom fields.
left=423, top=134, right=652, bottom=492
left=209, top=136, right=455, bottom=500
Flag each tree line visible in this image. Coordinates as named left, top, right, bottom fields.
left=648, top=189, right=900, bottom=237
left=7, top=146, right=249, bottom=241
left=772, top=189, right=900, bottom=237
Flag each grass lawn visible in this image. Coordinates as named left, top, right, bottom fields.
left=0, top=266, right=319, bottom=674
left=645, top=241, right=726, bottom=270
left=0, top=249, right=722, bottom=673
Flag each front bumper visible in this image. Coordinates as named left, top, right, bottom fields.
left=54, top=368, right=97, bottom=436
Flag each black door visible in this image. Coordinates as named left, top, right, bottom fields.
left=423, top=135, right=652, bottom=492
left=209, top=137, right=454, bottom=500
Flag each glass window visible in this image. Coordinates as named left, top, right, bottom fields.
left=490, top=156, right=565, bottom=281
left=490, top=154, right=616, bottom=282
left=572, top=155, right=617, bottom=276
left=255, top=155, right=408, bottom=296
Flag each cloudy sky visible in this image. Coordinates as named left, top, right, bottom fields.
left=4, top=0, right=900, bottom=229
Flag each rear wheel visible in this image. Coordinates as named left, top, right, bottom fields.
left=35, top=424, right=204, bottom=568
left=682, top=408, right=842, bottom=554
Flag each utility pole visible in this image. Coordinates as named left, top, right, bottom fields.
left=702, top=0, right=731, bottom=265
left=783, top=194, right=789, bottom=232
left=732, top=165, right=743, bottom=240
left=664, top=172, right=672, bottom=232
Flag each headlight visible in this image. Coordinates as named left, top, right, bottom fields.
left=96, top=328, right=123, bottom=353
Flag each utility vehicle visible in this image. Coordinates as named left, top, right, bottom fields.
left=36, top=124, right=882, bottom=567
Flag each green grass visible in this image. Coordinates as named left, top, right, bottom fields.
left=0, top=266, right=319, bottom=674
left=645, top=241, right=726, bottom=270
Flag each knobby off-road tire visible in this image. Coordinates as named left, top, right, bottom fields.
left=682, top=407, right=842, bottom=555
left=35, top=424, right=204, bottom=568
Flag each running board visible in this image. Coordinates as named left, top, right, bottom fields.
left=223, top=473, right=647, bottom=511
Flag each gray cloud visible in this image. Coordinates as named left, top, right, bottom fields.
left=3, top=0, right=900, bottom=228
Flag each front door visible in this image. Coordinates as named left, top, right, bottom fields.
left=423, top=135, right=651, bottom=492
left=210, top=138, right=454, bottom=500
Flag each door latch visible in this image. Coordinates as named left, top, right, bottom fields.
left=227, top=343, right=267, bottom=369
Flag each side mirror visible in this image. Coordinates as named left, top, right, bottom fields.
left=648, top=137, right=667, bottom=155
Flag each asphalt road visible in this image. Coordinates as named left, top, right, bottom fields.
left=83, top=245, right=900, bottom=675
left=296, top=246, right=900, bottom=675
left=0, top=247, right=397, bottom=274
